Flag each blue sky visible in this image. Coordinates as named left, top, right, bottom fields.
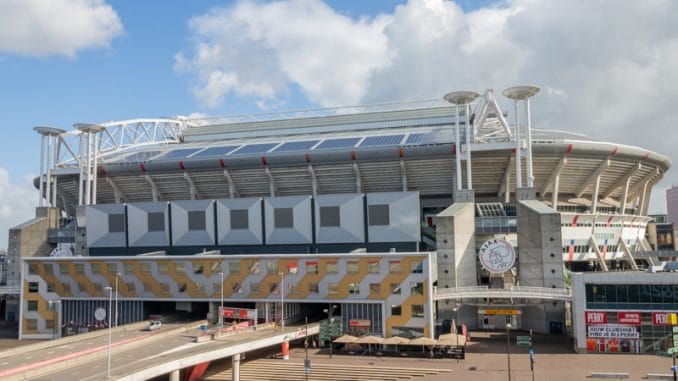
left=0, top=0, right=677, bottom=248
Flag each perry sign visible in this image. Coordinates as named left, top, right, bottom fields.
left=479, top=238, right=516, bottom=273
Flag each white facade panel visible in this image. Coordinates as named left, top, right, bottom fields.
left=264, top=196, right=313, bottom=244
left=314, top=193, right=364, bottom=243
left=216, top=198, right=263, bottom=245
left=85, top=204, right=126, bottom=248
left=366, top=192, right=420, bottom=243
left=127, top=202, right=170, bottom=247
left=171, top=200, right=215, bottom=246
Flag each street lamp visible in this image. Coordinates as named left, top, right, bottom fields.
left=219, top=270, right=224, bottom=331
left=305, top=316, right=309, bottom=381
left=278, top=272, right=285, bottom=331
left=115, top=273, right=120, bottom=327
left=506, top=323, right=512, bottom=381
left=452, top=306, right=459, bottom=363
left=105, top=286, right=113, bottom=379
left=323, top=304, right=337, bottom=359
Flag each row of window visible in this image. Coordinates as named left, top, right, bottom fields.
left=27, top=280, right=423, bottom=298
left=391, top=304, right=425, bottom=318
left=108, top=204, right=393, bottom=233
left=35, top=259, right=423, bottom=277
left=561, top=245, right=620, bottom=254
left=586, top=284, right=678, bottom=305
left=561, top=222, right=643, bottom=228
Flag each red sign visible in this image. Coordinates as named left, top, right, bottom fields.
left=653, top=312, right=671, bottom=326
left=585, top=311, right=608, bottom=325
left=239, top=309, right=249, bottom=319
left=617, top=312, right=641, bottom=325
left=349, top=319, right=371, bottom=327
left=221, top=307, right=235, bottom=318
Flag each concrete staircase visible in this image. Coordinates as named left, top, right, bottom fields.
left=201, top=358, right=453, bottom=381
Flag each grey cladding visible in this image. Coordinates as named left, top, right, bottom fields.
left=187, top=210, right=206, bottom=231
left=274, top=208, right=294, bottom=228
left=108, top=213, right=125, bottom=232
left=320, top=206, right=340, bottom=227
left=368, top=204, right=390, bottom=226
left=148, top=212, right=165, bottom=231
left=230, top=209, right=249, bottom=230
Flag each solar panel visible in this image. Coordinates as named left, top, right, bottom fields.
left=360, top=134, right=404, bottom=147
left=274, top=140, right=319, bottom=152
left=314, top=137, right=361, bottom=150
left=191, top=145, right=240, bottom=158
left=406, top=131, right=438, bottom=144
left=231, top=143, right=278, bottom=155
left=123, top=151, right=161, bottom=162
left=156, top=148, right=203, bottom=160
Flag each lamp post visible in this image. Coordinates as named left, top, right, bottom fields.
left=305, top=316, right=309, bottom=381
left=105, top=286, right=113, bottom=379
left=115, top=273, right=120, bottom=327
left=278, top=272, right=285, bottom=331
left=453, top=306, right=459, bottom=363
left=219, top=270, right=224, bottom=331
left=323, top=304, right=337, bottom=359
left=506, top=323, right=512, bottom=381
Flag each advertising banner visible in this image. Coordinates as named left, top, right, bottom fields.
left=222, top=307, right=235, bottom=318
left=652, top=312, right=677, bottom=326
left=585, top=311, right=608, bottom=325
left=349, top=319, right=371, bottom=327
left=587, top=324, right=639, bottom=339
left=617, top=312, right=641, bottom=325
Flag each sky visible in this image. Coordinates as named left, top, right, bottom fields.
left=0, top=0, right=677, bottom=249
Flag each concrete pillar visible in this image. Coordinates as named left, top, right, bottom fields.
left=232, top=353, right=241, bottom=381
left=169, top=369, right=180, bottom=381
left=434, top=202, right=477, bottom=327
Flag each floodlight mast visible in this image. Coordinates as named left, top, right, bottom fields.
left=503, top=85, right=540, bottom=189
left=443, top=91, right=480, bottom=191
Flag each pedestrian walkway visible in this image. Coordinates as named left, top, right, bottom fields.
left=202, top=358, right=453, bottom=381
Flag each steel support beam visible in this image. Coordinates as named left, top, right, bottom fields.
left=308, top=165, right=318, bottom=196
left=223, top=169, right=238, bottom=198
left=400, top=158, right=408, bottom=192
left=353, top=163, right=362, bottom=193
left=602, top=162, right=642, bottom=199
left=105, top=177, right=127, bottom=203
left=183, top=172, right=199, bottom=200
left=144, top=175, right=163, bottom=202
left=541, top=157, right=567, bottom=196
left=626, top=168, right=660, bottom=203
left=590, top=236, right=610, bottom=272
left=575, top=159, right=610, bottom=198
left=265, top=167, right=278, bottom=197
left=498, top=156, right=513, bottom=203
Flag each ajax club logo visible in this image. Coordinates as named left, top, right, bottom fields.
left=479, top=238, right=516, bottom=273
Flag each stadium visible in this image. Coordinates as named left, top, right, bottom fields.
left=8, top=86, right=677, bottom=354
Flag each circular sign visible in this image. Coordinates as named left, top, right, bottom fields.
left=478, top=238, right=516, bottom=273
left=94, top=308, right=107, bottom=321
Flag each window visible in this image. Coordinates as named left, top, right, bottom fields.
left=269, top=283, right=279, bottom=293
left=229, top=261, right=240, bottom=275
left=388, top=261, right=401, bottom=273
left=106, top=263, right=118, bottom=273
left=349, top=283, right=360, bottom=295
left=328, top=283, right=339, bottom=294
left=45, top=319, right=55, bottom=329
left=370, top=283, right=380, bottom=295
left=290, top=284, right=299, bottom=294
left=158, top=263, right=169, bottom=274
left=274, top=208, right=294, bottom=228
left=266, top=261, right=278, bottom=274
left=320, top=206, right=340, bottom=227
left=195, top=283, right=205, bottom=294
left=249, top=283, right=259, bottom=293
left=25, top=319, right=38, bottom=330
left=62, top=283, right=71, bottom=292
left=308, top=283, right=319, bottom=294
left=27, top=301, right=38, bottom=311
left=391, top=305, right=401, bottom=316
left=59, top=263, right=69, bottom=274
left=193, top=264, right=204, bottom=274
left=109, top=213, right=125, bottom=232
left=175, top=263, right=185, bottom=274
left=411, top=282, right=424, bottom=295
left=178, top=283, right=187, bottom=292
left=28, top=282, right=39, bottom=293
left=46, top=283, right=55, bottom=293
left=306, top=262, right=318, bottom=274
left=326, top=262, right=338, bottom=273
left=368, top=204, right=389, bottom=225
left=143, top=282, right=153, bottom=292
left=368, top=261, right=380, bottom=273
left=75, top=264, right=85, bottom=273
left=249, top=261, right=260, bottom=274
left=391, top=283, right=401, bottom=294
left=347, top=261, right=359, bottom=274
left=411, top=304, right=424, bottom=318
left=94, top=284, right=103, bottom=293
left=232, top=282, right=242, bottom=293
left=211, top=262, right=221, bottom=273
left=28, top=265, right=39, bottom=275
left=231, top=209, right=249, bottom=229
left=77, top=283, right=86, bottom=293
left=148, top=212, right=165, bottom=231
left=124, top=263, right=134, bottom=274
left=188, top=210, right=206, bottom=230
left=126, top=283, right=136, bottom=292
left=161, top=283, right=170, bottom=292
left=411, top=261, right=423, bottom=274
left=141, top=263, right=151, bottom=274
left=287, top=261, right=298, bottom=274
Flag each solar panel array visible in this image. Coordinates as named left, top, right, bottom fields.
left=191, top=146, right=240, bottom=158
left=231, top=143, right=279, bottom=155
left=157, top=148, right=203, bottom=160
left=314, top=137, right=361, bottom=150
left=274, top=140, right=319, bottom=152
left=123, top=151, right=162, bottom=163
left=359, top=134, right=404, bottom=147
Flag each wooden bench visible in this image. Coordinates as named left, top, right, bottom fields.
left=589, top=372, right=629, bottom=379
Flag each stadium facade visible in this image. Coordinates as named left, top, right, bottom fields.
left=7, top=86, right=678, bottom=354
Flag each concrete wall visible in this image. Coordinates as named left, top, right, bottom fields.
left=517, top=200, right=565, bottom=333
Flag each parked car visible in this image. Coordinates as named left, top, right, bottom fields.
left=143, top=320, right=162, bottom=331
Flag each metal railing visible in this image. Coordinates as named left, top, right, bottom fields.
left=433, top=285, right=572, bottom=301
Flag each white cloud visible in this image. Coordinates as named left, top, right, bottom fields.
left=178, top=0, right=678, bottom=210
left=0, top=167, right=37, bottom=250
left=0, top=0, right=123, bottom=57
